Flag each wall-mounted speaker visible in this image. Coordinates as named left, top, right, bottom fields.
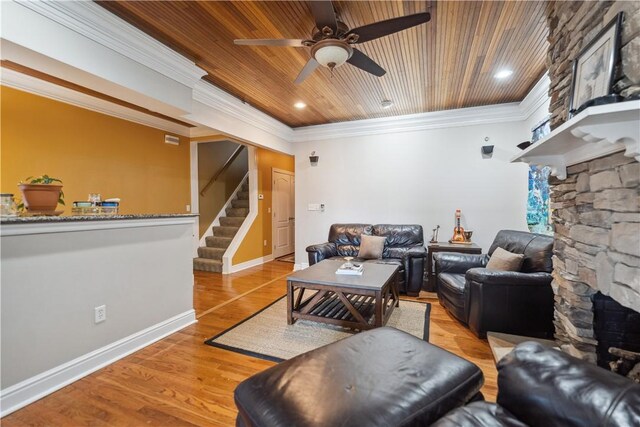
left=481, top=145, right=494, bottom=155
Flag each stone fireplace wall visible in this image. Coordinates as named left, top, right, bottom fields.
left=550, top=154, right=639, bottom=361
left=547, top=1, right=640, bottom=129
left=547, top=1, right=640, bottom=362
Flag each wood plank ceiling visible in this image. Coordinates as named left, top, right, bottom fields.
left=97, top=1, right=549, bottom=128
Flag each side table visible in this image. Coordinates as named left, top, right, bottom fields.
left=424, top=242, right=482, bottom=292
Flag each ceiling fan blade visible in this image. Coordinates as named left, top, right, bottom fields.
left=309, top=0, right=337, bottom=32
left=348, top=12, right=430, bottom=43
left=234, top=39, right=306, bottom=47
left=347, top=48, right=386, bottom=77
left=294, top=58, right=320, bottom=84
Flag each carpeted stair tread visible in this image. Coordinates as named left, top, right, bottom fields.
left=195, top=177, right=249, bottom=273
left=232, top=199, right=249, bottom=209
left=198, top=247, right=226, bottom=260
left=206, top=236, right=232, bottom=248
left=193, top=257, right=222, bottom=272
left=212, top=226, right=239, bottom=238
left=220, top=216, right=245, bottom=227
left=226, top=207, right=249, bottom=217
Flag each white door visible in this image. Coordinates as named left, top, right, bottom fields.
left=272, top=169, right=295, bottom=258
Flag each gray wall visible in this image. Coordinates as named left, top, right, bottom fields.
left=1, top=220, right=194, bottom=389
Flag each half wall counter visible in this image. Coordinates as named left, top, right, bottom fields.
left=0, top=214, right=198, bottom=416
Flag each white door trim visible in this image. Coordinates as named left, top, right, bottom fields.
left=271, top=168, right=295, bottom=258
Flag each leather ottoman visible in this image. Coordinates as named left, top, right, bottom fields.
left=234, top=327, right=483, bottom=427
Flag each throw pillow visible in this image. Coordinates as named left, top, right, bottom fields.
left=486, top=247, right=524, bottom=271
left=358, top=235, right=386, bottom=259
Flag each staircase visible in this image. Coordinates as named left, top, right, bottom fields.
left=193, top=179, right=249, bottom=272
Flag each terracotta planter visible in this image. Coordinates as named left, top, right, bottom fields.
left=18, top=184, right=63, bottom=212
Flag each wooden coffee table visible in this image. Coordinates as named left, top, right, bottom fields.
left=287, top=259, right=399, bottom=330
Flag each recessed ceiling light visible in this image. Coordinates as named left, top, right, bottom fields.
left=494, top=69, right=513, bottom=79
left=294, top=101, right=307, bottom=109
left=381, top=100, right=393, bottom=109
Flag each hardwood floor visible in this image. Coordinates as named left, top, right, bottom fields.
left=3, top=261, right=497, bottom=426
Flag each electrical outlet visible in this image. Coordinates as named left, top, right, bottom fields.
left=263, top=240, right=267, bottom=246
left=95, top=305, right=107, bottom=324
left=186, top=204, right=191, bottom=212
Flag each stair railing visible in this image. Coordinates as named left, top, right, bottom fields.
left=200, top=145, right=246, bottom=197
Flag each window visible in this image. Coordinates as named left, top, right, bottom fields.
left=527, top=117, right=553, bottom=235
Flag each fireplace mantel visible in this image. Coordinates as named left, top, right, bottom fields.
left=511, top=100, right=640, bottom=179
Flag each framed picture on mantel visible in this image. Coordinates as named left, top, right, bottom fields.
left=568, top=12, right=623, bottom=117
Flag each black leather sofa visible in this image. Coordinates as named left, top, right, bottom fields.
left=234, top=327, right=640, bottom=427
left=306, top=224, right=427, bottom=296
left=434, top=230, right=554, bottom=338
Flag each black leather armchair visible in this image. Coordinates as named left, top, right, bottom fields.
left=434, top=230, right=554, bottom=338
left=306, top=224, right=427, bottom=296
left=433, top=341, right=640, bottom=427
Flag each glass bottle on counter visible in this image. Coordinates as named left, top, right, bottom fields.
left=88, top=193, right=101, bottom=206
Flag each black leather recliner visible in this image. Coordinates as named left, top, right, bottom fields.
left=306, top=224, right=427, bottom=296
left=434, top=230, right=554, bottom=338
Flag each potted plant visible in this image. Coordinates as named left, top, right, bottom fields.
left=18, top=175, right=65, bottom=213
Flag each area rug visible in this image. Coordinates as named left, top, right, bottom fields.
left=205, top=296, right=430, bottom=362
left=275, top=253, right=295, bottom=263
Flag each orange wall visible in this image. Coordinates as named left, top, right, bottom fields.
left=233, top=147, right=294, bottom=264
left=0, top=86, right=190, bottom=214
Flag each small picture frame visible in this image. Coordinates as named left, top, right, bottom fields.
left=568, top=12, right=623, bottom=116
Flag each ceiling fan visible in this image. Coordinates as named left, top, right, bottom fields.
left=234, top=0, right=430, bottom=84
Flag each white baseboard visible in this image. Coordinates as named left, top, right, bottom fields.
left=0, top=310, right=196, bottom=417
left=294, top=262, right=309, bottom=271
left=228, top=254, right=275, bottom=273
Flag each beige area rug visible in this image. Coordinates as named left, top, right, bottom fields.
left=205, top=296, right=430, bottom=362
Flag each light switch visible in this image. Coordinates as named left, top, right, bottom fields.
left=308, top=203, right=320, bottom=211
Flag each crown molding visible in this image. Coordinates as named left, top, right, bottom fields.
left=193, top=80, right=294, bottom=142
left=1, top=68, right=191, bottom=136
left=292, top=103, right=523, bottom=142
left=292, top=75, right=551, bottom=142
left=17, top=1, right=207, bottom=89
left=517, top=73, right=550, bottom=119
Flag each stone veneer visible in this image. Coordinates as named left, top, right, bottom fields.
left=547, top=1, right=640, bottom=362
left=547, top=1, right=640, bottom=129
left=550, top=153, right=640, bottom=361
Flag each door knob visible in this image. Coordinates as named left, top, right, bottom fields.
left=288, top=217, right=295, bottom=221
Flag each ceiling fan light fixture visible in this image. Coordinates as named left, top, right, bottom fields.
left=294, top=101, right=307, bottom=109
left=311, top=40, right=352, bottom=70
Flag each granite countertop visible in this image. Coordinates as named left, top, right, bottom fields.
left=1, top=213, right=198, bottom=224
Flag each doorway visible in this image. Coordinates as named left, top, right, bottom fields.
left=272, top=168, right=295, bottom=258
